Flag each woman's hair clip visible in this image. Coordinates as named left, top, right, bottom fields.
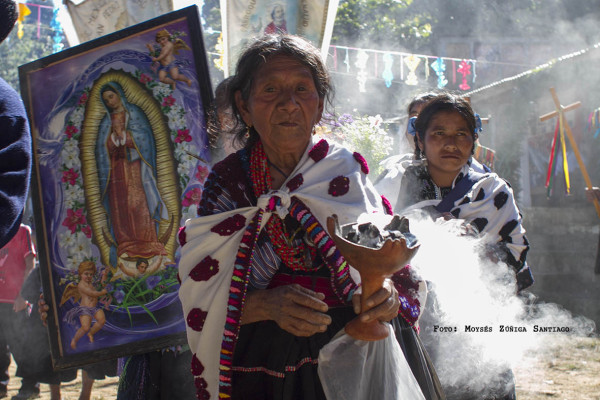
left=407, top=116, right=418, bottom=136
left=474, top=113, right=483, bottom=134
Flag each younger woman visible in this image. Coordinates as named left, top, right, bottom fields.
left=396, top=92, right=533, bottom=400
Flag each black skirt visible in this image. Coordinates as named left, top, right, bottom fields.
left=231, top=307, right=445, bottom=400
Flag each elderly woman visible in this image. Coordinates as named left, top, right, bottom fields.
left=178, top=35, right=441, bottom=400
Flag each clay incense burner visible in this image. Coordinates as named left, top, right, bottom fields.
left=326, top=214, right=420, bottom=341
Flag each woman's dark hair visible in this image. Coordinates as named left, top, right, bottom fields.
left=406, top=91, right=437, bottom=115
left=224, top=34, right=333, bottom=149
left=413, top=92, right=478, bottom=159
left=0, top=0, right=17, bottom=44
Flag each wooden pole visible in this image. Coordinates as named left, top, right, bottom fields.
left=541, top=88, right=600, bottom=219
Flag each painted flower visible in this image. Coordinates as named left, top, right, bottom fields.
left=139, top=73, right=152, bottom=84
left=60, top=231, right=77, bottom=249
left=195, top=165, right=209, bottom=183
left=81, top=224, right=92, bottom=238
left=113, top=289, right=126, bottom=304
left=70, top=232, right=92, bottom=259
left=62, top=208, right=86, bottom=233
left=78, top=92, right=88, bottom=105
left=61, top=168, right=79, bottom=186
left=175, top=128, right=192, bottom=143
left=162, top=95, right=176, bottom=107
left=152, top=83, right=172, bottom=98
left=182, top=187, right=203, bottom=207
left=146, top=275, right=162, bottom=290
left=69, top=107, right=85, bottom=127
left=167, top=112, right=187, bottom=131
left=65, top=125, right=79, bottom=139
left=64, top=185, right=84, bottom=208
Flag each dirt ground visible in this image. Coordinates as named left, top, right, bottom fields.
left=5, top=334, right=599, bottom=399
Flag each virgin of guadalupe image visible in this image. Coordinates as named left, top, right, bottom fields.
left=79, top=71, right=180, bottom=275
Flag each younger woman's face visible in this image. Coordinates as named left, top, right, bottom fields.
left=417, top=110, right=474, bottom=186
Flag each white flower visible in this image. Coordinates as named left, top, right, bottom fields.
left=69, top=231, right=93, bottom=259
left=64, top=185, right=84, bottom=208
left=60, top=230, right=78, bottom=248
left=67, top=254, right=85, bottom=271
left=368, top=114, right=383, bottom=128
left=152, top=83, right=172, bottom=98
left=69, top=107, right=85, bottom=127
left=167, top=111, right=187, bottom=131
left=61, top=142, right=81, bottom=170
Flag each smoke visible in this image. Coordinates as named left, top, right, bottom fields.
left=402, top=211, right=596, bottom=397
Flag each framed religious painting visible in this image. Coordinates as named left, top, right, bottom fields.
left=19, top=5, right=213, bottom=369
left=220, top=0, right=339, bottom=75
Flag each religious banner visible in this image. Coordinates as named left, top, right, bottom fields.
left=220, top=0, right=339, bottom=75
left=18, top=6, right=213, bottom=369
left=65, top=0, right=173, bottom=43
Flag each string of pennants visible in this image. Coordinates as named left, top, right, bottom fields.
left=327, top=44, right=477, bottom=92
left=16, top=2, right=64, bottom=53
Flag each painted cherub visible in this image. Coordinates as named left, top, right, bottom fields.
left=146, top=29, right=192, bottom=89
left=116, top=255, right=164, bottom=279
left=60, top=261, right=108, bottom=350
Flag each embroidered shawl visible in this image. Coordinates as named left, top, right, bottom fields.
left=178, top=138, right=394, bottom=399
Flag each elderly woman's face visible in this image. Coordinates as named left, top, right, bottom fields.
left=236, top=55, right=323, bottom=159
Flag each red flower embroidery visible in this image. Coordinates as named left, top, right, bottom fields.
left=308, top=139, right=329, bottom=162
left=190, top=256, right=219, bottom=282
left=328, top=176, right=350, bottom=197
left=187, top=308, right=208, bottom=331
left=381, top=195, right=392, bottom=215
left=353, top=152, right=369, bottom=174
left=191, top=354, right=205, bottom=376
left=195, top=377, right=210, bottom=399
left=178, top=226, right=187, bottom=246
left=65, top=125, right=79, bottom=139
left=61, top=168, right=79, bottom=185
left=286, top=173, right=304, bottom=192
left=210, top=214, right=246, bottom=236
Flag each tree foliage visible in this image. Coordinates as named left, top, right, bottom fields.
left=0, top=25, right=54, bottom=94
left=332, top=0, right=432, bottom=50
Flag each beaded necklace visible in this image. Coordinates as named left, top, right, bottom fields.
left=250, top=142, right=317, bottom=271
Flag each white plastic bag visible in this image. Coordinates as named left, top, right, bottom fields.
left=318, top=323, right=425, bottom=400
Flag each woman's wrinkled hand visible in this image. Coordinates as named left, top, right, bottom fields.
left=243, top=284, right=332, bottom=337
left=38, top=293, right=50, bottom=327
left=351, top=278, right=399, bottom=323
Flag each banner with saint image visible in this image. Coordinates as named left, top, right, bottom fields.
left=220, top=0, right=339, bottom=75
